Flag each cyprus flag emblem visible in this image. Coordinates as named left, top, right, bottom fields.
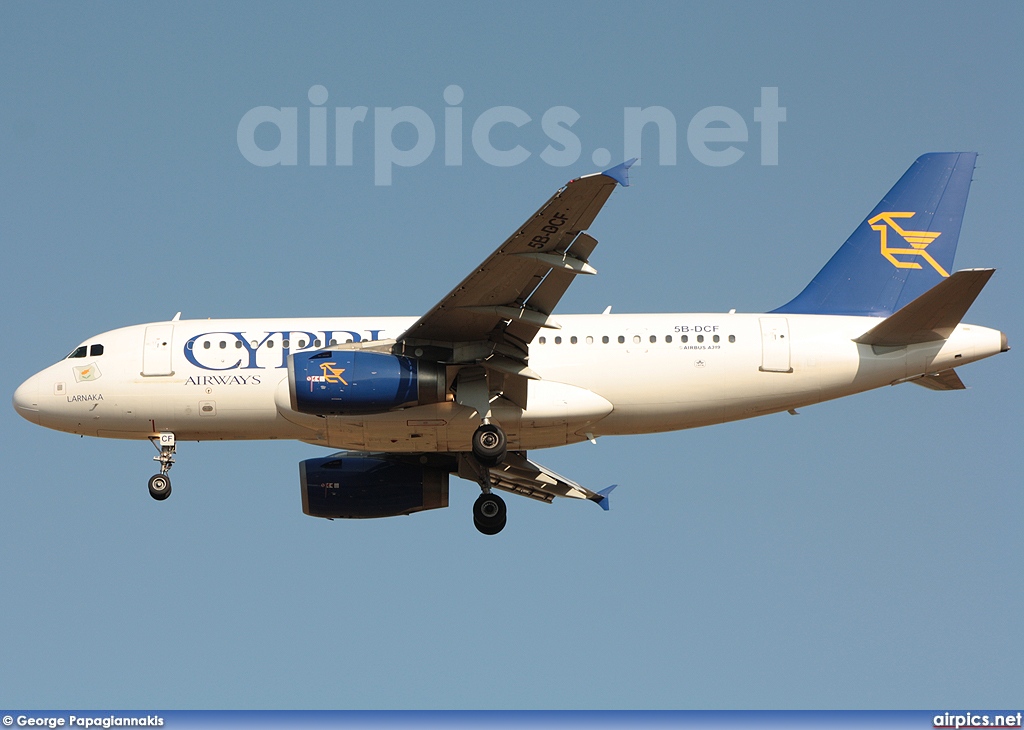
left=74, top=363, right=102, bottom=383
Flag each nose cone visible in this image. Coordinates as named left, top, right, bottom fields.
left=13, top=376, right=40, bottom=425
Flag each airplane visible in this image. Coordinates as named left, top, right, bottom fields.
left=12, top=153, right=1009, bottom=535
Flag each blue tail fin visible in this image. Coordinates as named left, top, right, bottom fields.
left=772, top=152, right=977, bottom=316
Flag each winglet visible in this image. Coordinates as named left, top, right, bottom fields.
left=603, top=159, right=637, bottom=187
left=595, top=484, right=618, bottom=511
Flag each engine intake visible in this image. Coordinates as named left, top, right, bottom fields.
left=300, top=454, right=449, bottom=519
left=288, top=350, right=445, bottom=415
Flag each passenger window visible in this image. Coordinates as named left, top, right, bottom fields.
left=67, top=346, right=87, bottom=359
left=538, top=337, right=546, bottom=344
left=697, top=335, right=704, bottom=343
left=633, top=335, right=641, bottom=344
left=570, top=336, right=578, bottom=344
left=649, top=335, right=656, bottom=343
left=314, top=339, right=322, bottom=348
left=298, top=339, right=307, bottom=348
left=602, top=336, right=609, bottom=344
left=713, top=335, right=720, bottom=343
left=554, top=336, right=562, bottom=344
left=682, top=335, right=689, bottom=343
left=617, top=336, right=625, bottom=344
left=729, top=335, right=736, bottom=343
left=90, top=344, right=104, bottom=356
left=219, top=341, right=227, bottom=349
left=666, top=335, right=673, bottom=343
left=203, top=341, right=211, bottom=350
left=586, top=336, right=594, bottom=344
left=282, top=339, right=290, bottom=348
left=235, top=341, right=243, bottom=349
left=329, top=339, right=338, bottom=346
left=267, top=340, right=275, bottom=348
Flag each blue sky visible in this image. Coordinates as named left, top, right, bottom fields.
left=1, top=1, right=1021, bottom=709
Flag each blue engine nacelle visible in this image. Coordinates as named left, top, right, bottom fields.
left=300, top=454, right=450, bottom=519
left=288, top=350, right=446, bottom=415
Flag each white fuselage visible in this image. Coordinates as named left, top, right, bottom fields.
left=13, top=313, right=1004, bottom=452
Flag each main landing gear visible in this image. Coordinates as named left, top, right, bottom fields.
left=470, top=422, right=508, bottom=535
left=473, top=491, right=506, bottom=535
left=471, top=423, right=507, bottom=466
left=148, top=432, right=176, bottom=501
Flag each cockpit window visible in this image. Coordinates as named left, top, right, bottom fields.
left=90, top=344, right=104, bottom=356
left=67, top=346, right=87, bottom=359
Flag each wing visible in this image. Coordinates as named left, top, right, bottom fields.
left=459, top=452, right=616, bottom=510
left=395, top=160, right=635, bottom=374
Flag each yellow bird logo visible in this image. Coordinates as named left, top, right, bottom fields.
left=319, top=362, right=349, bottom=385
left=869, top=211, right=948, bottom=277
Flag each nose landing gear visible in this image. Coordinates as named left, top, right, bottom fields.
left=148, top=473, right=171, bottom=501
left=148, top=432, right=176, bottom=501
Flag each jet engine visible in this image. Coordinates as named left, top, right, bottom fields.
left=300, top=453, right=450, bottom=519
left=288, top=350, right=445, bottom=415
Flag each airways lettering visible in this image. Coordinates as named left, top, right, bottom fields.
left=185, top=375, right=262, bottom=386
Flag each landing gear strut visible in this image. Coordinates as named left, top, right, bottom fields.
left=148, top=432, right=176, bottom=501
left=473, top=491, right=507, bottom=535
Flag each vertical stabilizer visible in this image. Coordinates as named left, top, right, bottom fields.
left=772, top=152, right=977, bottom=316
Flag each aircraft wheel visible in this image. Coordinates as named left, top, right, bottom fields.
left=148, top=474, right=172, bottom=501
left=472, top=424, right=507, bottom=466
left=473, top=492, right=506, bottom=535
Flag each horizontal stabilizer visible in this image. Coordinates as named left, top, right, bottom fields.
left=911, top=369, right=966, bottom=391
left=854, top=268, right=995, bottom=347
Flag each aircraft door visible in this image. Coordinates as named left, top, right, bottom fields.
left=142, top=324, right=175, bottom=376
left=759, top=317, right=792, bottom=373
